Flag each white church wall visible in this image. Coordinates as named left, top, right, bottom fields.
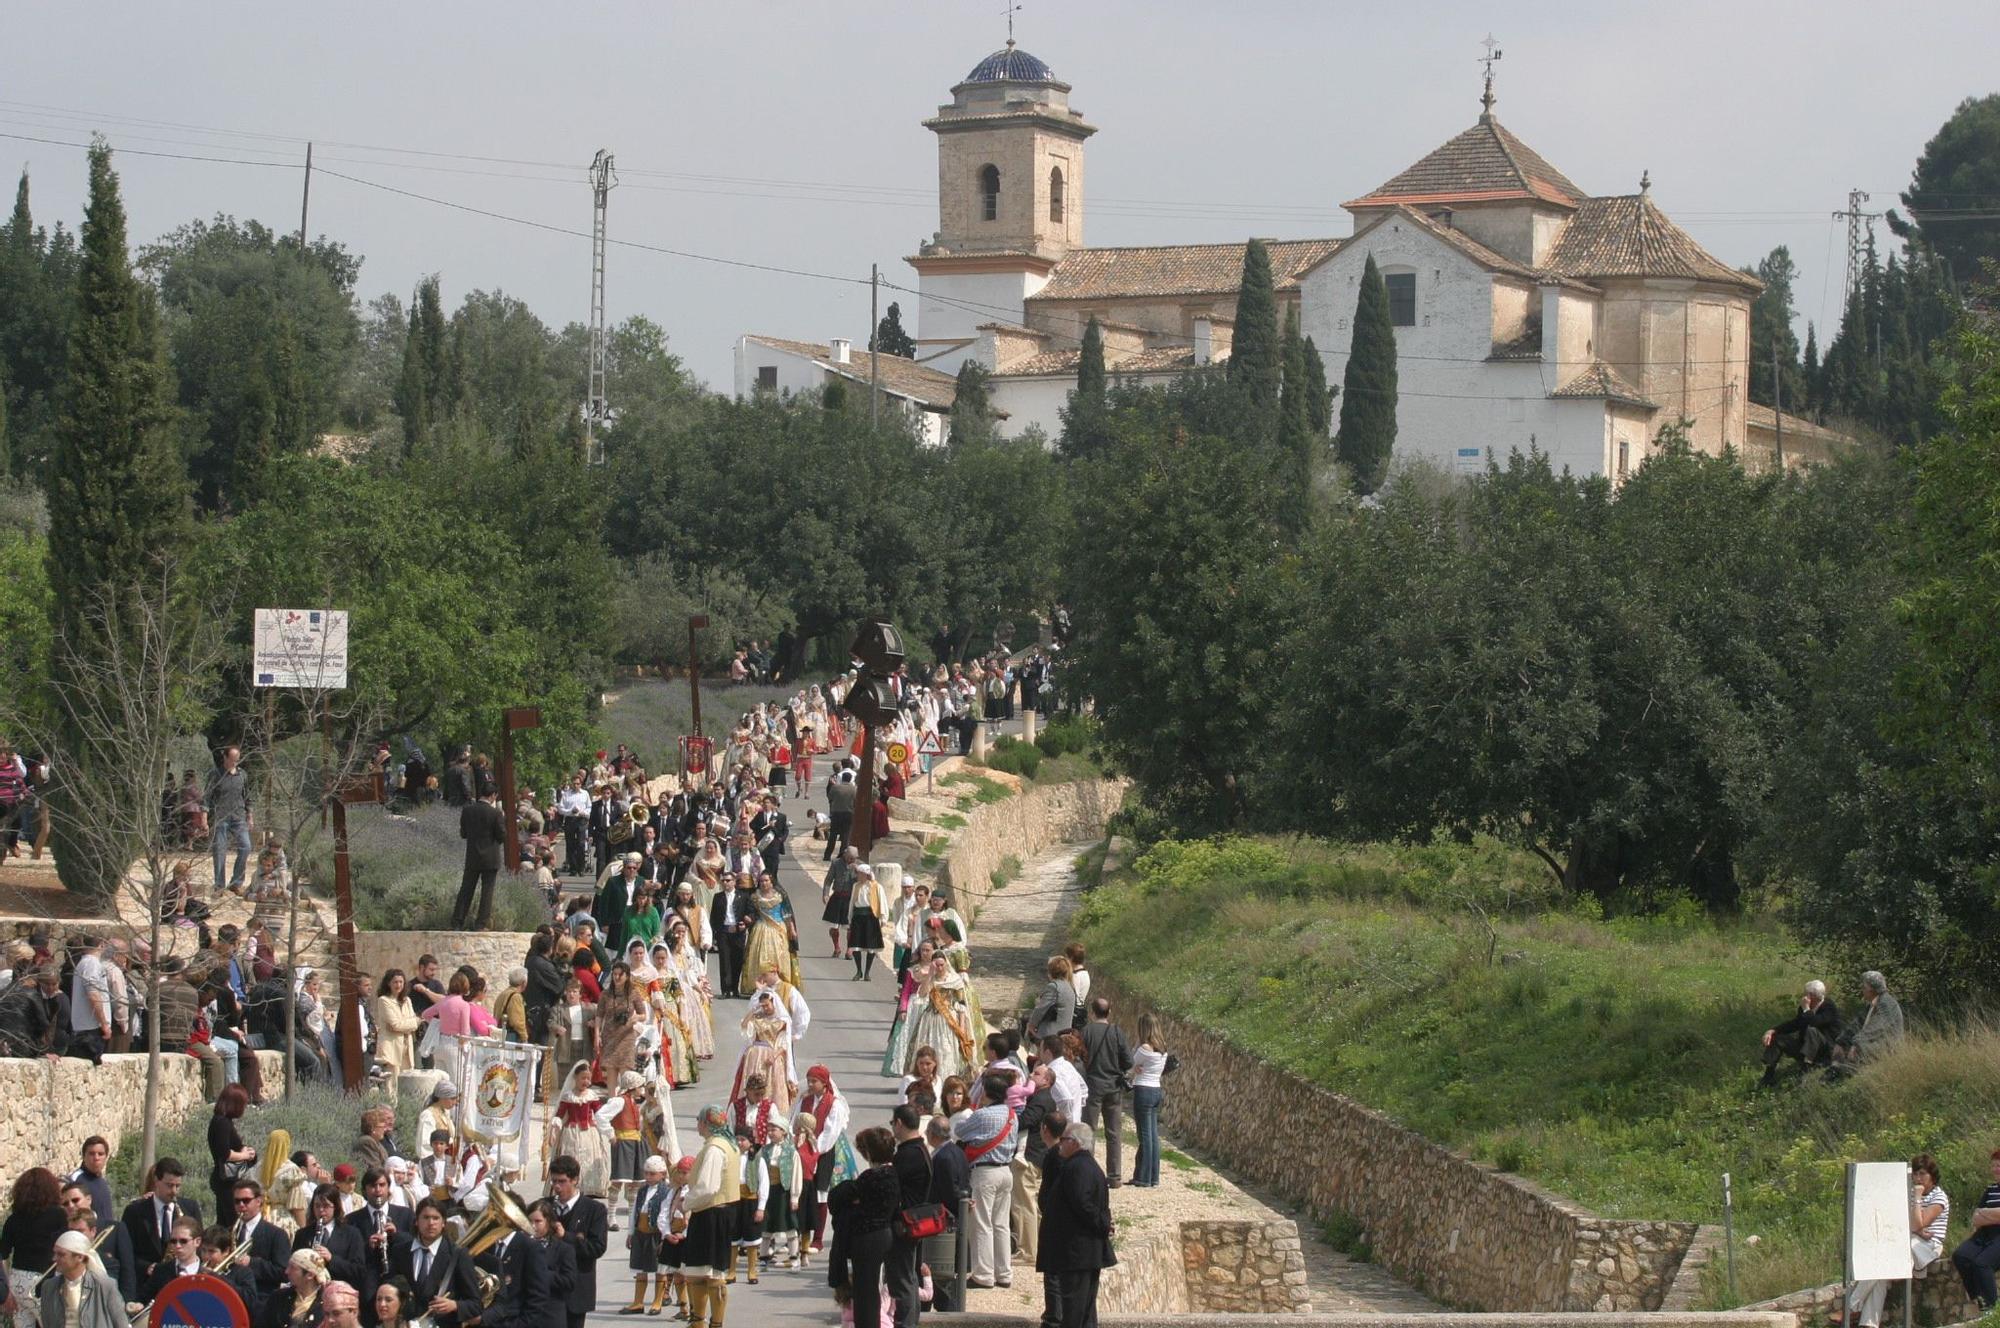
left=989, top=375, right=1074, bottom=442
left=916, top=268, right=1051, bottom=357
left=734, top=337, right=827, bottom=401
left=1305, top=219, right=1583, bottom=475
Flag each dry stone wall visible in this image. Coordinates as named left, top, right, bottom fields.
left=354, top=932, right=537, bottom=991
left=931, top=777, right=1126, bottom=921
left=1097, top=1219, right=1310, bottom=1314
left=1093, top=974, right=1697, bottom=1312
left=0, top=1049, right=285, bottom=1206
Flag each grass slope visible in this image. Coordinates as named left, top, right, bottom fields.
left=1074, top=836, right=2000, bottom=1306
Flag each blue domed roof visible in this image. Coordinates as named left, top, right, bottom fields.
left=964, top=43, right=1056, bottom=84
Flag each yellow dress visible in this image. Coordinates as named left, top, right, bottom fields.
left=738, top=888, right=802, bottom=995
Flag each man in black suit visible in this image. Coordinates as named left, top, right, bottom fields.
left=712, top=876, right=754, bottom=998
left=545, top=1156, right=607, bottom=1328
left=1041, top=1123, right=1116, bottom=1328
left=350, top=1167, right=413, bottom=1289
left=389, top=1199, right=485, bottom=1328
left=593, top=854, right=643, bottom=955
left=923, top=1116, right=969, bottom=1312
left=453, top=788, right=507, bottom=930
left=227, top=1179, right=294, bottom=1299
left=887, top=1106, right=931, bottom=1328
left=475, top=1211, right=552, bottom=1328
left=122, top=1158, right=202, bottom=1269
left=140, top=1216, right=215, bottom=1303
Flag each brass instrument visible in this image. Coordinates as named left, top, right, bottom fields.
left=407, top=1183, right=532, bottom=1328
left=128, top=1235, right=255, bottom=1327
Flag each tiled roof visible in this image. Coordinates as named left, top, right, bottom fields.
left=1033, top=238, right=1342, bottom=301
left=993, top=346, right=1205, bottom=378
left=1348, top=116, right=1584, bottom=208
left=1745, top=403, right=1857, bottom=449
left=1544, top=195, right=1762, bottom=292
left=1550, top=360, right=1657, bottom=409
left=1488, top=323, right=1543, bottom=361
left=745, top=336, right=961, bottom=408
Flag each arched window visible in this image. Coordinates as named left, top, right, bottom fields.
left=1049, top=167, right=1065, bottom=223
left=979, top=164, right=1000, bottom=222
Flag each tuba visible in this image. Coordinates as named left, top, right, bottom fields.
left=408, top=1183, right=532, bottom=1328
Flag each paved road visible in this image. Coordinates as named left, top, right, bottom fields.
left=583, top=744, right=979, bottom=1326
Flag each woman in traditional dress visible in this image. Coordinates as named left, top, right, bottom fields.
left=881, top=939, right=935, bottom=1077
left=647, top=941, right=696, bottom=1086
left=738, top=875, right=800, bottom=997
left=663, top=917, right=714, bottom=1062
left=948, top=946, right=988, bottom=1044
left=843, top=864, right=890, bottom=982
left=691, top=838, right=726, bottom=898
left=901, top=958, right=979, bottom=1083
left=595, top=963, right=645, bottom=1087
left=668, top=882, right=712, bottom=953
left=730, top=990, right=795, bottom=1118
left=549, top=1061, right=613, bottom=1197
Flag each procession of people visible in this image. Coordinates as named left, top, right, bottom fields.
left=0, top=647, right=1125, bottom=1328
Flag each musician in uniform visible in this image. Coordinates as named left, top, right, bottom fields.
left=290, top=1186, right=368, bottom=1293
left=230, top=1180, right=295, bottom=1301
left=386, top=1200, right=483, bottom=1328
left=543, top=1159, right=606, bottom=1328
left=471, top=1200, right=551, bottom=1328
left=417, top=1135, right=457, bottom=1219
left=140, top=1217, right=209, bottom=1303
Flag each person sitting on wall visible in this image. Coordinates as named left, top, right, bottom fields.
left=1759, top=980, right=1841, bottom=1087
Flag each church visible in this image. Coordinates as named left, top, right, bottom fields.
left=736, top=40, right=1833, bottom=478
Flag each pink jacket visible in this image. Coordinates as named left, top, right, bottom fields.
left=420, top=993, right=496, bottom=1037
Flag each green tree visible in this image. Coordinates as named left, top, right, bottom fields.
left=949, top=360, right=995, bottom=446
left=1226, top=238, right=1279, bottom=419
left=0, top=170, right=79, bottom=480
left=1063, top=375, right=1292, bottom=830
left=1891, top=94, right=2000, bottom=285
left=1301, top=335, right=1334, bottom=441
left=44, top=142, right=190, bottom=901
left=395, top=276, right=448, bottom=451
left=872, top=301, right=916, bottom=358
left=1277, top=305, right=1314, bottom=531
left=1746, top=246, right=1806, bottom=410
left=1336, top=253, right=1398, bottom=493
left=1058, top=315, right=1110, bottom=461
left=1802, top=322, right=1820, bottom=418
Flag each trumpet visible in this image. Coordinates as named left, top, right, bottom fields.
left=128, top=1235, right=256, bottom=1327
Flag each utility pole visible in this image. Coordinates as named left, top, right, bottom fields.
left=585, top=149, right=617, bottom=466
left=297, top=142, right=312, bottom=251
left=1831, top=188, right=1880, bottom=314
left=869, top=263, right=881, bottom=429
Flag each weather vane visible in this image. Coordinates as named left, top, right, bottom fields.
left=1479, top=34, right=1503, bottom=117
left=1003, top=0, right=1022, bottom=46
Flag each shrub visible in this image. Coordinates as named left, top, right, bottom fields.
left=298, top=806, right=546, bottom=932
left=981, top=736, right=1042, bottom=778
left=1035, top=714, right=1098, bottom=758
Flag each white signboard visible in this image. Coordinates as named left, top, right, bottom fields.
left=1847, top=1161, right=1914, bottom=1283
left=253, top=608, right=349, bottom=690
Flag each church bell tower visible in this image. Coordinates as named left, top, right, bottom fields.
left=910, top=42, right=1096, bottom=361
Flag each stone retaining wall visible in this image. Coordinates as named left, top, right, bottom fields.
left=1744, top=1263, right=1976, bottom=1328
left=0, top=1049, right=285, bottom=1204
left=1092, top=974, right=1697, bottom=1312
left=1097, top=1220, right=1311, bottom=1314
left=353, top=932, right=537, bottom=990
left=947, top=1314, right=1792, bottom=1328
left=934, top=777, right=1126, bottom=922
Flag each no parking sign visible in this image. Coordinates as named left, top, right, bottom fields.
left=151, top=1274, right=251, bottom=1328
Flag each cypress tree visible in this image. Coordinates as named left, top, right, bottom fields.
left=1336, top=253, right=1398, bottom=494
left=44, top=141, right=189, bottom=901
left=1801, top=323, right=1819, bottom=419
left=1059, top=315, right=1109, bottom=460
left=949, top=360, right=994, bottom=446
left=1302, top=334, right=1334, bottom=440
left=394, top=279, right=433, bottom=450
left=1227, top=238, right=1280, bottom=418
left=1277, top=306, right=1313, bottom=530
left=872, top=302, right=916, bottom=358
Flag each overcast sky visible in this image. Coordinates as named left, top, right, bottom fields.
left=7, top=1, right=1997, bottom=390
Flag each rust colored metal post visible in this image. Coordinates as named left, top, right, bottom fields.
left=850, top=723, right=877, bottom=861
left=498, top=707, right=542, bottom=874
left=688, top=615, right=709, bottom=739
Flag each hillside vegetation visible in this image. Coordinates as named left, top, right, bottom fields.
left=1075, top=836, right=2000, bottom=1306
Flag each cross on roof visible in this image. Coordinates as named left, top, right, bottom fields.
left=1478, top=34, right=1503, bottom=119
left=1002, top=0, right=1022, bottom=45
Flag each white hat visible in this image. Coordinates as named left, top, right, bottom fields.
left=624, top=852, right=643, bottom=865
left=853, top=864, right=875, bottom=877
left=54, top=1231, right=92, bottom=1256
left=643, top=1155, right=669, bottom=1173
left=618, top=1070, right=645, bottom=1092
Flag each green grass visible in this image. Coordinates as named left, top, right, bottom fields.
left=933, top=813, right=968, bottom=831
left=942, top=771, right=1013, bottom=805
left=296, top=805, right=544, bottom=932
left=600, top=677, right=792, bottom=773
left=1161, top=1146, right=1199, bottom=1171
left=1032, top=750, right=1106, bottom=784
left=990, top=854, right=1023, bottom=892
left=1321, top=1212, right=1374, bottom=1263
left=1072, top=842, right=1108, bottom=888
left=975, top=736, right=1042, bottom=778
left=1077, top=833, right=2000, bottom=1308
